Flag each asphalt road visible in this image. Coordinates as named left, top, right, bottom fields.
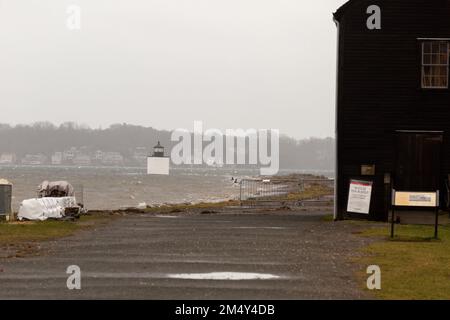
left=0, top=211, right=372, bottom=299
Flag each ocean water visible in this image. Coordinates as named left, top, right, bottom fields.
left=0, top=165, right=333, bottom=211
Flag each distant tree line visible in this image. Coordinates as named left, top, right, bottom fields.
left=0, top=122, right=334, bottom=170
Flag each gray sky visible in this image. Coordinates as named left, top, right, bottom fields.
left=0, top=0, right=347, bottom=139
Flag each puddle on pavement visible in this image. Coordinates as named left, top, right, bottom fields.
left=166, top=272, right=282, bottom=280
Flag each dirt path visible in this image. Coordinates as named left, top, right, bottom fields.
left=0, top=211, right=374, bottom=299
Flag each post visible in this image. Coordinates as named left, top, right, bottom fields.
left=239, top=180, right=242, bottom=207
left=434, top=206, right=439, bottom=239
left=390, top=189, right=395, bottom=239
left=8, top=211, right=14, bottom=222
left=434, top=190, right=439, bottom=239
left=0, top=183, right=13, bottom=222
left=390, top=206, right=395, bottom=239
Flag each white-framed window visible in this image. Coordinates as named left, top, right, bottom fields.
left=421, top=41, right=449, bottom=89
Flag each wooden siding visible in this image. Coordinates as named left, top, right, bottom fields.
left=335, top=0, right=450, bottom=220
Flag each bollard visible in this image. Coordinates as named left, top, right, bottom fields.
left=0, top=180, right=13, bottom=221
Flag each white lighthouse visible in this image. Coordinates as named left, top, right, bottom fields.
left=147, top=141, right=170, bottom=175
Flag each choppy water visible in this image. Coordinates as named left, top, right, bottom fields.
left=0, top=165, right=333, bottom=211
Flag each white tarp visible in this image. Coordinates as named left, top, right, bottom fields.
left=37, top=181, right=74, bottom=197
left=0, top=178, right=12, bottom=185
left=18, top=197, right=78, bottom=221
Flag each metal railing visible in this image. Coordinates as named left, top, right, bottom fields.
left=239, top=179, right=292, bottom=202
left=239, top=177, right=334, bottom=207
left=73, top=184, right=85, bottom=208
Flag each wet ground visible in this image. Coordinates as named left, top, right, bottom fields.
left=0, top=211, right=373, bottom=299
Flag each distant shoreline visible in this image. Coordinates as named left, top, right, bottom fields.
left=0, top=164, right=334, bottom=176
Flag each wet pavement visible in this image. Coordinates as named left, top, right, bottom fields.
left=0, top=211, right=373, bottom=299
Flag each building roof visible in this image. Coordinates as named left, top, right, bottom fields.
left=333, top=0, right=361, bottom=22
left=334, top=0, right=450, bottom=22
left=335, top=0, right=390, bottom=22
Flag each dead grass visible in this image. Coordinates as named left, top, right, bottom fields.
left=286, top=184, right=333, bottom=201
left=142, top=199, right=241, bottom=213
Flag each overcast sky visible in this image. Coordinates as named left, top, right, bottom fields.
left=0, top=0, right=347, bottom=139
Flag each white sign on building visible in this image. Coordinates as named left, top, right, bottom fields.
left=347, top=180, right=373, bottom=214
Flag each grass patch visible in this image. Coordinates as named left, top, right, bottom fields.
left=321, top=214, right=335, bottom=222
left=0, top=215, right=112, bottom=247
left=285, top=184, right=333, bottom=201
left=357, top=222, right=450, bottom=299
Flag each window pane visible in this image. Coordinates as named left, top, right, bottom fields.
left=431, top=54, right=440, bottom=65
left=432, top=66, right=440, bottom=76
left=431, top=76, right=447, bottom=88
left=423, top=54, right=432, bottom=64
left=432, top=42, right=439, bottom=53
left=422, top=75, right=430, bottom=87
left=423, top=42, right=432, bottom=54
left=430, top=77, right=436, bottom=87
left=429, top=66, right=437, bottom=76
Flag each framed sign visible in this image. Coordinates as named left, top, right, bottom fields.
left=391, top=189, right=440, bottom=239
left=393, top=191, right=438, bottom=207
left=347, top=179, right=373, bottom=214
left=361, top=164, right=375, bottom=176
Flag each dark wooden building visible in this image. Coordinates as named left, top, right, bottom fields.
left=333, top=0, right=450, bottom=220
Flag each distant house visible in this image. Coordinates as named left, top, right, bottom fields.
left=102, top=152, right=124, bottom=166
left=333, top=0, right=450, bottom=220
left=21, top=154, right=47, bottom=165
left=63, top=147, right=77, bottom=162
left=92, top=150, right=104, bottom=163
left=51, top=152, right=63, bottom=165
left=0, top=153, right=16, bottom=165
left=73, top=154, right=92, bottom=166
